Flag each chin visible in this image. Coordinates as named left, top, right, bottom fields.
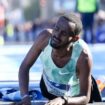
left=50, top=41, right=60, bottom=49
left=50, top=42, right=58, bottom=49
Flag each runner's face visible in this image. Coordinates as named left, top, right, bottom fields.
left=50, top=17, right=75, bottom=49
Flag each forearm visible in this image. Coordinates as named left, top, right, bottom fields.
left=19, top=68, right=29, bottom=96
left=64, top=95, right=88, bottom=105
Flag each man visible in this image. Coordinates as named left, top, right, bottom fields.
left=18, top=12, right=100, bottom=105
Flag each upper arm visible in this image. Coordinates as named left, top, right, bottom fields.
left=77, top=50, right=92, bottom=101
left=20, top=29, right=52, bottom=70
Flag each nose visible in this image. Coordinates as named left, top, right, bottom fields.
left=55, top=30, right=61, bottom=38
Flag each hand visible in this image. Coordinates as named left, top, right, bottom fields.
left=45, top=97, right=65, bottom=105
left=16, top=95, right=31, bottom=105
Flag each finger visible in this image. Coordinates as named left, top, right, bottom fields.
left=44, top=101, right=50, bottom=105
left=45, top=102, right=50, bottom=105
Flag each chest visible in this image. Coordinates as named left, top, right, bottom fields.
left=51, top=51, right=72, bottom=68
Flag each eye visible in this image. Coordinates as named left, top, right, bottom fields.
left=61, top=31, right=66, bottom=36
left=61, top=30, right=69, bottom=37
left=54, top=26, right=59, bottom=31
left=62, top=31, right=67, bottom=35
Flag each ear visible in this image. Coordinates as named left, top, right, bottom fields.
left=68, top=36, right=80, bottom=42
left=72, top=36, right=80, bottom=41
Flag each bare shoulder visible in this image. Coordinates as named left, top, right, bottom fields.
left=32, top=28, right=52, bottom=50
left=79, top=48, right=92, bottom=62
left=37, top=28, right=52, bottom=40
left=77, top=47, right=93, bottom=73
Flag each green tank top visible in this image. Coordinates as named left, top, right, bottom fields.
left=40, top=39, right=91, bottom=97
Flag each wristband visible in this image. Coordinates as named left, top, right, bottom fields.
left=22, top=94, right=29, bottom=99
left=61, top=96, right=68, bottom=105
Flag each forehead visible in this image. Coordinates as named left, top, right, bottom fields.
left=56, top=17, right=69, bottom=28
left=56, top=17, right=75, bottom=32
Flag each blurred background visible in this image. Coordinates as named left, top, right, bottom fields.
left=0, top=0, right=105, bottom=101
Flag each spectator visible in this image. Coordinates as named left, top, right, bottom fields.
left=76, top=0, right=99, bottom=43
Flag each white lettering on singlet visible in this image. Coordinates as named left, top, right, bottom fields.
left=43, top=73, right=70, bottom=96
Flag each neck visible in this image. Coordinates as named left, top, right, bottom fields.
left=52, top=45, right=73, bottom=58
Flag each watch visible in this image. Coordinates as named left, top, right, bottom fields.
left=61, top=96, right=68, bottom=105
